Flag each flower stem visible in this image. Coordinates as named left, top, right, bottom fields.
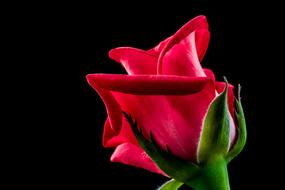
left=187, top=157, right=230, bottom=190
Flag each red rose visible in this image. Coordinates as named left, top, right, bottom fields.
left=86, top=15, right=236, bottom=176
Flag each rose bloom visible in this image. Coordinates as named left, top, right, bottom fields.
left=87, top=15, right=236, bottom=175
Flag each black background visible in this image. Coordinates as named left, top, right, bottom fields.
left=74, top=1, right=282, bottom=189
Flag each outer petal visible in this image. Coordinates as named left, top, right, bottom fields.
left=111, top=83, right=215, bottom=162
left=109, top=47, right=157, bottom=75
left=111, top=143, right=166, bottom=175
left=86, top=74, right=210, bottom=95
left=87, top=73, right=215, bottom=161
left=157, top=15, right=209, bottom=75
left=103, top=117, right=138, bottom=148
left=162, top=81, right=216, bottom=161
left=195, top=29, right=210, bottom=61
left=203, top=68, right=216, bottom=81
left=86, top=80, right=122, bottom=134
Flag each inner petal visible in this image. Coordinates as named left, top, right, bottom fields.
left=161, top=31, right=206, bottom=77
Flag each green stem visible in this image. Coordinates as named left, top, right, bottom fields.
left=187, top=157, right=230, bottom=190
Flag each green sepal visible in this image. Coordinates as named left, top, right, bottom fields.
left=157, top=179, right=183, bottom=190
left=226, top=84, right=247, bottom=163
left=123, top=112, right=199, bottom=184
left=197, top=78, right=231, bottom=164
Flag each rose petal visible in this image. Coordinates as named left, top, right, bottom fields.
left=86, top=80, right=122, bottom=134
left=149, top=16, right=208, bottom=57
left=86, top=74, right=210, bottom=95
left=157, top=15, right=209, bottom=75
left=195, top=29, right=210, bottom=61
left=108, top=80, right=215, bottom=161
left=102, top=118, right=116, bottom=146
left=160, top=30, right=206, bottom=77
left=203, top=68, right=216, bottom=81
left=86, top=73, right=215, bottom=161
left=111, top=143, right=166, bottom=175
left=108, top=16, right=209, bottom=77
left=109, top=47, right=157, bottom=75
left=103, top=117, right=138, bottom=148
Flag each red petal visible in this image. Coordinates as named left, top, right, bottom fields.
left=86, top=74, right=210, bottom=95
left=86, top=80, right=122, bottom=134
left=102, top=118, right=116, bottom=146
left=203, top=68, right=216, bottom=81
left=111, top=143, right=166, bottom=176
left=87, top=73, right=216, bottom=161
left=109, top=47, right=157, bottom=75
left=108, top=16, right=209, bottom=77
left=108, top=81, right=215, bottom=161
left=149, top=16, right=208, bottom=57
left=103, top=117, right=138, bottom=148
left=195, top=29, right=210, bottom=61
left=157, top=15, right=209, bottom=75
left=160, top=30, right=207, bottom=76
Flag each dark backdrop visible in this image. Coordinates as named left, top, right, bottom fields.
left=77, top=1, right=282, bottom=189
